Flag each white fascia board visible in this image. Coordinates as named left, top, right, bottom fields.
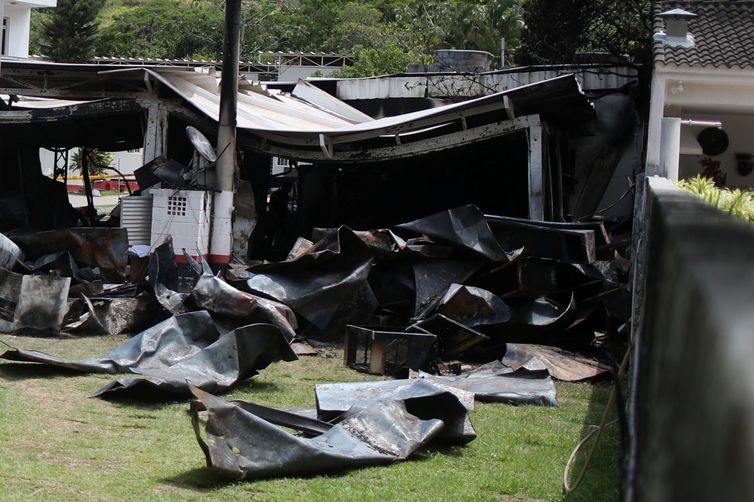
left=11, top=0, right=56, bottom=8
left=655, top=64, right=754, bottom=83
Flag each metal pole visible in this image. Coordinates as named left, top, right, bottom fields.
left=209, top=0, right=241, bottom=266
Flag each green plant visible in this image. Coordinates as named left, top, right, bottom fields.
left=70, top=148, right=114, bottom=176
left=677, top=176, right=754, bottom=224
left=37, top=0, right=105, bottom=62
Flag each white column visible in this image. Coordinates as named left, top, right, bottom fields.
left=646, top=72, right=667, bottom=176
left=660, top=117, right=681, bottom=181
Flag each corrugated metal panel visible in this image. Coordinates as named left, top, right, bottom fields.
left=336, top=76, right=427, bottom=100
left=333, top=66, right=639, bottom=101
left=121, top=196, right=153, bottom=246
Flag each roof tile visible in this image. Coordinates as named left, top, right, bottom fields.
left=654, top=1, right=754, bottom=69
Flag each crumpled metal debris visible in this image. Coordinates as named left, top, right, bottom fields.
left=191, top=258, right=299, bottom=341
left=0, top=233, right=23, bottom=269
left=410, top=364, right=558, bottom=407
left=246, top=227, right=374, bottom=331
left=11, top=228, right=129, bottom=282
left=433, top=283, right=512, bottom=328
left=485, top=214, right=597, bottom=264
left=500, top=343, right=611, bottom=382
left=0, top=269, right=70, bottom=334
left=314, top=378, right=476, bottom=436
left=62, top=294, right=163, bottom=336
left=1, top=311, right=296, bottom=398
left=395, top=205, right=519, bottom=262
left=190, top=378, right=475, bottom=480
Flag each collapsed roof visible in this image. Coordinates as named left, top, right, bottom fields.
left=0, top=59, right=594, bottom=162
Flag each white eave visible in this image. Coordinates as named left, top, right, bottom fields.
left=7, top=0, right=57, bottom=8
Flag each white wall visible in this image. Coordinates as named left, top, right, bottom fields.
left=3, top=3, right=31, bottom=57
left=678, top=113, right=754, bottom=189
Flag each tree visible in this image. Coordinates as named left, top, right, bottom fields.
left=518, top=0, right=652, bottom=65
left=70, top=148, right=113, bottom=176
left=392, top=1, right=522, bottom=58
left=95, top=0, right=225, bottom=60
left=337, top=41, right=420, bottom=78
left=38, top=0, right=105, bottom=62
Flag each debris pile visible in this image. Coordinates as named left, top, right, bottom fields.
left=242, top=204, right=624, bottom=382
left=0, top=203, right=627, bottom=480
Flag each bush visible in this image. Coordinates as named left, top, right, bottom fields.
left=677, top=176, right=754, bottom=224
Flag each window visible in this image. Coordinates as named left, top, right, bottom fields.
left=167, top=195, right=187, bottom=216
left=1, top=18, right=8, bottom=56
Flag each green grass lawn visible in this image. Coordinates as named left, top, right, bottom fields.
left=0, top=333, right=620, bottom=501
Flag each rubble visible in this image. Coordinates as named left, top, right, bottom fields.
left=0, top=59, right=635, bottom=487
left=2, top=311, right=296, bottom=398
left=189, top=379, right=475, bottom=479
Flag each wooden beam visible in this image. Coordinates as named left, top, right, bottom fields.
left=142, top=101, right=168, bottom=163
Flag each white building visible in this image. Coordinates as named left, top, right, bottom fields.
left=0, top=0, right=56, bottom=58
left=647, top=2, right=754, bottom=188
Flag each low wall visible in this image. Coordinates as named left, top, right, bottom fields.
left=627, top=176, right=754, bottom=501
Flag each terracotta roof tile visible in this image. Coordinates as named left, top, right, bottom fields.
left=654, top=1, right=754, bottom=69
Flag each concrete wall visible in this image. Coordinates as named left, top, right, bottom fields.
left=627, top=176, right=754, bottom=501
left=678, top=113, right=754, bottom=189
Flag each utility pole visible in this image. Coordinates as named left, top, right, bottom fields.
left=209, top=0, right=241, bottom=267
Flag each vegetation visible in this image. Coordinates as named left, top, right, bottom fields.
left=70, top=148, right=114, bottom=176
left=30, top=0, right=651, bottom=77
left=37, top=0, right=105, bottom=62
left=518, top=0, right=652, bottom=65
left=677, top=176, right=754, bottom=225
left=0, top=334, right=620, bottom=501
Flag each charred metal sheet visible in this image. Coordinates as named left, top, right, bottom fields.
left=315, top=378, right=476, bottom=442
left=0, top=269, right=70, bottom=334
left=28, top=250, right=78, bottom=277
left=510, top=294, right=577, bottom=329
left=469, top=258, right=606, bottom=300
left=434, top=283, right=512, bottom=328
left=344, top=325, right=436, bottom=376
left=413, top=259, right=482, bottom=318
left=413, top=314, right=489, bottom=360
left=410, top=365, right=558, bottom=407
left=0, top=269, right=23, bottom=329
left=0, top=233, right=23, bottom=269
left=313, top=228, right=454, bottom=260
left=147, top=238, right=182, bottom=291
left=302, top=281, right=379, bottom=340
left=190, top=379, right=474, bottom=480
left=246, top=227, right=374, bottom=331
left=485, top=215, right=596, bottom=264
left=500, top=343, right=611, bottom=382
left=11, top=228, right=129, bottom=282
left=486, top=215, right=610, bottom=249
left=154, top=282, right=193, bottom=315
left=395, top=205, right=517, bottom=262
left=2, top=311, right=297, bottom=398
left=63, top=295, right=165, bottom=335
left=192, top=261, right=298, bottom=341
